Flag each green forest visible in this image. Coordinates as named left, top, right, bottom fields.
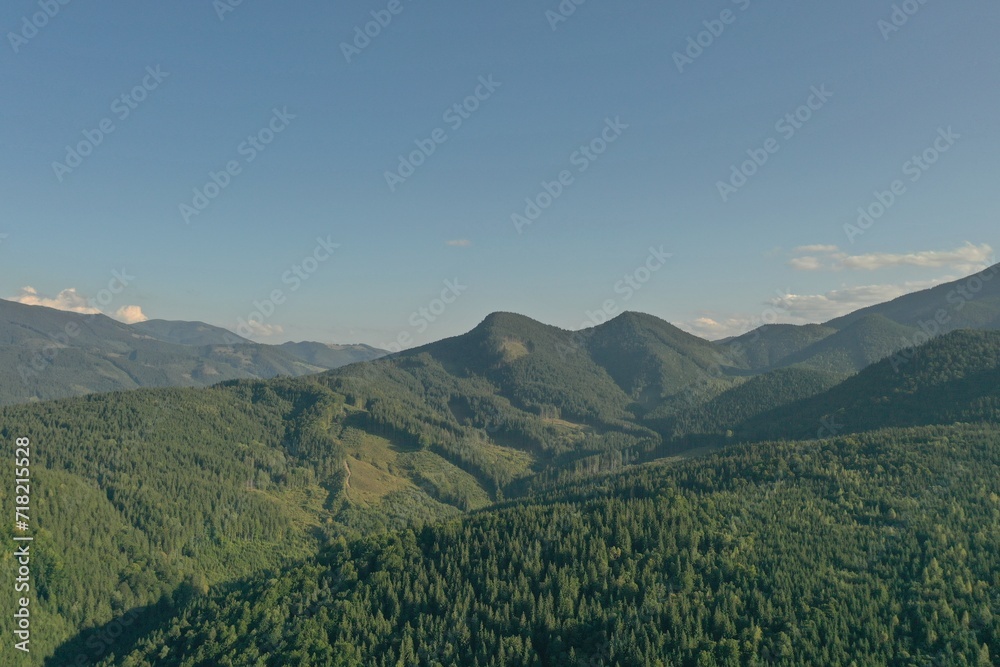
left=95, top=425, right=1000, bottom=666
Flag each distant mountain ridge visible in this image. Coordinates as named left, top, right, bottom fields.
left=738, top=329, right=1000, bottom=440
left=825, top=262, right=1000, bottom=330
left=278, top=340, right=387, bottom=368
left=0, top=299, right=385, bottom=405
left=726, top=263, right=1000, bottom=372
left=131, top=319, right=253, bottom=345
left=2, top=264, right=998, bottom=406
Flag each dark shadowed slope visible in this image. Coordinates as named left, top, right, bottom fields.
left=740, top=329, right=1000, bottom=440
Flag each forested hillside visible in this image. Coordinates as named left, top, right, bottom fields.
left=741, top=330, right=1000, bottom=441
left=94, top=424, right=1000, bottom=666
left=0, top=380, right=468, bottom=661
left=1, top=306, right=999, bottom=665
left=775, top=314, right=918, bottom=373
left=723, top=323, right=836, bottom=370
left=0, top=311, right=842, bottom=664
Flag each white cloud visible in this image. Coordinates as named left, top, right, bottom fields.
left=679, top=315, right=769, bottom=340
left=680, top=275, right=957, bottom=339
left=8, top=286, right=151, bottom=324
left=115, top=305, right=149, bottom=324
left=8, top=286, right=100, bottom=314
left=683, top=317, right=725, bottom=336
left=840, top=243, right=993, bottom=272
left=788, top=256, right=823, bottom=271
left=788, top=242, right=994, bottom=273
left=244, top=320, right=284, bottom=338
left=446, top=239, right=472, bottom=247
left=768, top=278, right=951, bottom=322
left=793, top=244, right=840, bottom=254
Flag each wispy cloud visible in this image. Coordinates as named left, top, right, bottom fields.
left=681, top=275, right=956, bottom=339
left=793, top=244, right=840, bottom=254
left=788, top=242, right=993, bottom=274
left=446, top=239, right=472, bottom=247
left=788, top=256, right=824, bottom=271
left=768, top=278, right=951, bottom=322
left=840, top=243, right=993, bottom=272
left=245, top=320, right=284, bottom=338
left=680, top=316, right=761, bottom=340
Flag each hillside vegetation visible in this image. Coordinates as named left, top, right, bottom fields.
left=96, top=424, right=1000, bottom=666
left=1, top=290, right=999, bottom=664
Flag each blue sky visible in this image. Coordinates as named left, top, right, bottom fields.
left=1, top=1, right=998, bottom=347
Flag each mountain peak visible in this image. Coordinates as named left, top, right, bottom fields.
left=607, top=310, right=652, bottom=323
left=472, top=312, right=561, bottom=339
left=605, top=310, right=671, bottom=328
left=595, top=311, right=707, bottom=345
left=479, top=311, right=546, bottom=327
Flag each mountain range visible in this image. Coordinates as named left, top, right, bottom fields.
left=4, top=264, right=997, bottom=408
left=0, top=299, right=385, bottom=405
left=726, top=262, right=1000, bottom=372
left=1, top=264, right=998, bottom=665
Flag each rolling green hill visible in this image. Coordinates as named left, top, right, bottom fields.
left=739, top=329, right=1000, bottom=441
left=722, top=323, right=837, bottom=370
left=660, top=366, right=847, bottom=438
left=585, top=312, right=743, bottom=412
left=311, top=310, right=770, bottom=490
left=777, top=314, right=918, bottom=373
